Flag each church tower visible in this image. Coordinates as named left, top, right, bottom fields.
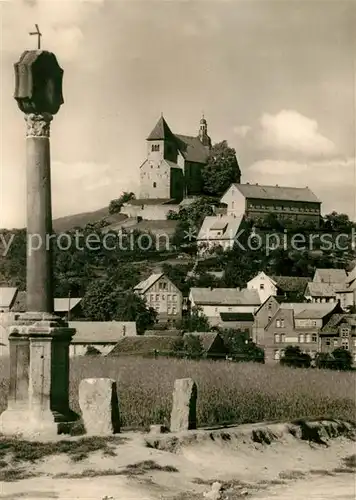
left=198, top=115, right=211, bottom=148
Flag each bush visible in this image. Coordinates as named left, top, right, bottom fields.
left=280, top=346, right=311, bottom=369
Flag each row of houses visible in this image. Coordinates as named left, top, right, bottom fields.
left=1, top=264, right=355, bottom=363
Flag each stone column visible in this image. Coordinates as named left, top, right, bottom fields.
left=0, top=50, right=81, bottom=437
left=25, top=113, right=54, bottom=314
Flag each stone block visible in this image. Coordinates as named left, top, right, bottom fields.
left=170, top=378, right=197, bottom=432
left=79, top=378, right=120, bottom=435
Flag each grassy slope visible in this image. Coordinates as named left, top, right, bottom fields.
left=1, top=357, right=353, bottom=429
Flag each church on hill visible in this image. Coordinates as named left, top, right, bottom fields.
left=139, top=115, right=214, bottom=202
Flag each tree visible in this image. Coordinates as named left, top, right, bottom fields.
left=221, top=329, right=264, bottom=363
left=280, top=346, right=311, bottom=368
left=109, top=192, right=135, bottom=214
left=331, top=348, right=353, bottom=371
left=184, top=334, right=204, bottom=359
left=315, top=352, right=333, bottom=369
left=181, top=306, right=211, bottom=332
left=202, top=141, right=241, bottom=196
left=82, top=279, right=157, bottom=333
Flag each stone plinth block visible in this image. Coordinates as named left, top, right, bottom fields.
left=0, top=316, right=80, bottom=437
left=79, top=379, right=120, bottom=435
left=170, top=378, right=197, bottom=432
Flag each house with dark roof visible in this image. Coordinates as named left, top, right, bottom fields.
left=218, top=312, right=255, bottom=336
left=107, top=335, right=180, bottom=357
left=247, top=272, right=309, bottom=304
left=220, top=183, right=321, bottom=227
left=319, top=314, right=356, bottom=364
left=134, top=273, right=183, bottom=326
left=182, top=332, right=228, bottom=359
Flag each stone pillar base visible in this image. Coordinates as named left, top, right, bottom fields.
left=0, top=408, right=83, bottom=438
left=0, top=313, right=83, bottom=438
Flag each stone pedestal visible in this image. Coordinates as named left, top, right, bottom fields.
left=0, top=314, right=81, bottom=437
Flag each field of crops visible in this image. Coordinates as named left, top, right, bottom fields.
left=0, top=356, right=355, bottom=429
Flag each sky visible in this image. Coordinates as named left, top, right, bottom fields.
left=0, top=0, right=355, bottom=228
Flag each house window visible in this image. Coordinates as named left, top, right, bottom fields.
left=172, top=295, right=177, bottom=302
left=341, top=328, right=349, bottom=337
left=150, top=294, right=154, bottom=302
left=260, top=284, right=265, bottom=290
left=172, top=307, right=177, bottom=315
left=326, top=339, right=331, bottom=346
left=280, top=334, right=285, bottom=343
left=274, top=334, right=280, bottom=343
left=215, top=307, right=218, bottom=313
left=162, top=295, right=165, bottom=300
left=167, top=294, right=171, bottom=301
left=311, top=321, right=317, bottom=327
left=155, top=294, right=159, bottom=301
left=299, top=334, right=305, bottom=343
left=232, top=201, right=235, bottom=209
left=333, top=339, right=338, bottom=346
left=228, top=307, right=232, bottom=312
left=353, top=338, right=356, bottom=347
left=312, top=334, right=317, bottom=343
left=267, top=302, right=272, bottom=310
left=274, top=349, right=280, bottom=360
left=151, top=144, right=160, bottom=152
left=167, top=307, right=171, bottom=315
left=268, top=315, right=272, bottom=322
left=341, top=338, right=349, bottom=350
left=306, top=334, right=312, bottom=343
left=153, top=182, right=157, bottom=188
left=276, top=319, right=284, bottom=328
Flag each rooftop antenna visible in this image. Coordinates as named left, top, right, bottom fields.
left=29, top=24, right=42, bottom=50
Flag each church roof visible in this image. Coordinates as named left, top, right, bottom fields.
left=147, top=116, right=175, bottom=140
left=175, top=134, right=210, bottom=164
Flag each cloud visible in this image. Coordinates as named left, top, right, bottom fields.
left=257, top=110, right=336, bottom=157
left=246, top=156, right=355, bottom=217
left=233, top=125, right=251, bottom=138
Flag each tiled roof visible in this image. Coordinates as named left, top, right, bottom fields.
left=305, top=282, right=337, bottom=297
left=54, top=298, right=82, bottom=312
left=183, top=331, right=222, bottom=352
left=281, top=301, right=337, bottom=318
left=230, top=183, right=320, bottom=203
left=197, top=215, right=244, bottom=241
left=0, top=287, right=18, bottom=309
left=295, top=309, right=333, bottom=319
left=175, top=134, right=210, bottom=164
left=145, top=329, right=183, bottom=337
left=134, top=273, right=163, bottom=294
left=314, top=268, right=347, bottom=284
left=320, top=314, right=356, bottom=333
left=219, top=312, right=254, bottom=322
left=107, top=335, right=179, bottom=356
left=272, top=276, right=309, bottom=293
left=190, top=287, right=261, bottom=306
left=147, top=116, right=175, bottom=141
left=70, top=321, right=137, bottom=344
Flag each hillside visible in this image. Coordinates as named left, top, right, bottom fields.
left=52, top=206, right=127, bottom=233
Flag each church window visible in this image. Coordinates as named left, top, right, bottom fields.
left=153, top=182, right=156, bottom=188
left=151, top=144, right=160, bottom=152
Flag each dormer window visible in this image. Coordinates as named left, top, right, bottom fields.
left=153, top=182, right=157, bottom=188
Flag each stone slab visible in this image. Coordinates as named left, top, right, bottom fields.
left=79, top=378, right=120, bottom=435
left=170, top=377, right=197, bottom=432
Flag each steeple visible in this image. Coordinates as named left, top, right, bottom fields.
left=198, top=113, right=211, bottom=147
left=147, top=115, right=174, bottom=141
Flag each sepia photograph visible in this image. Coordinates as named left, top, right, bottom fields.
left=0, top=0, right=355, bottom=498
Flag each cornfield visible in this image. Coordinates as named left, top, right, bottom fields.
left=0, top=356, right=354, bottom=429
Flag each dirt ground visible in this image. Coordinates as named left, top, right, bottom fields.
left=0, top=423, right=355, bottom=500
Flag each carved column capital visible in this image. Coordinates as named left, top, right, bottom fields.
left=25, top=113, right=53, bottom=138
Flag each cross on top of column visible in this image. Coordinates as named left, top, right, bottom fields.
left=29, top=24, right=42, bottom=50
